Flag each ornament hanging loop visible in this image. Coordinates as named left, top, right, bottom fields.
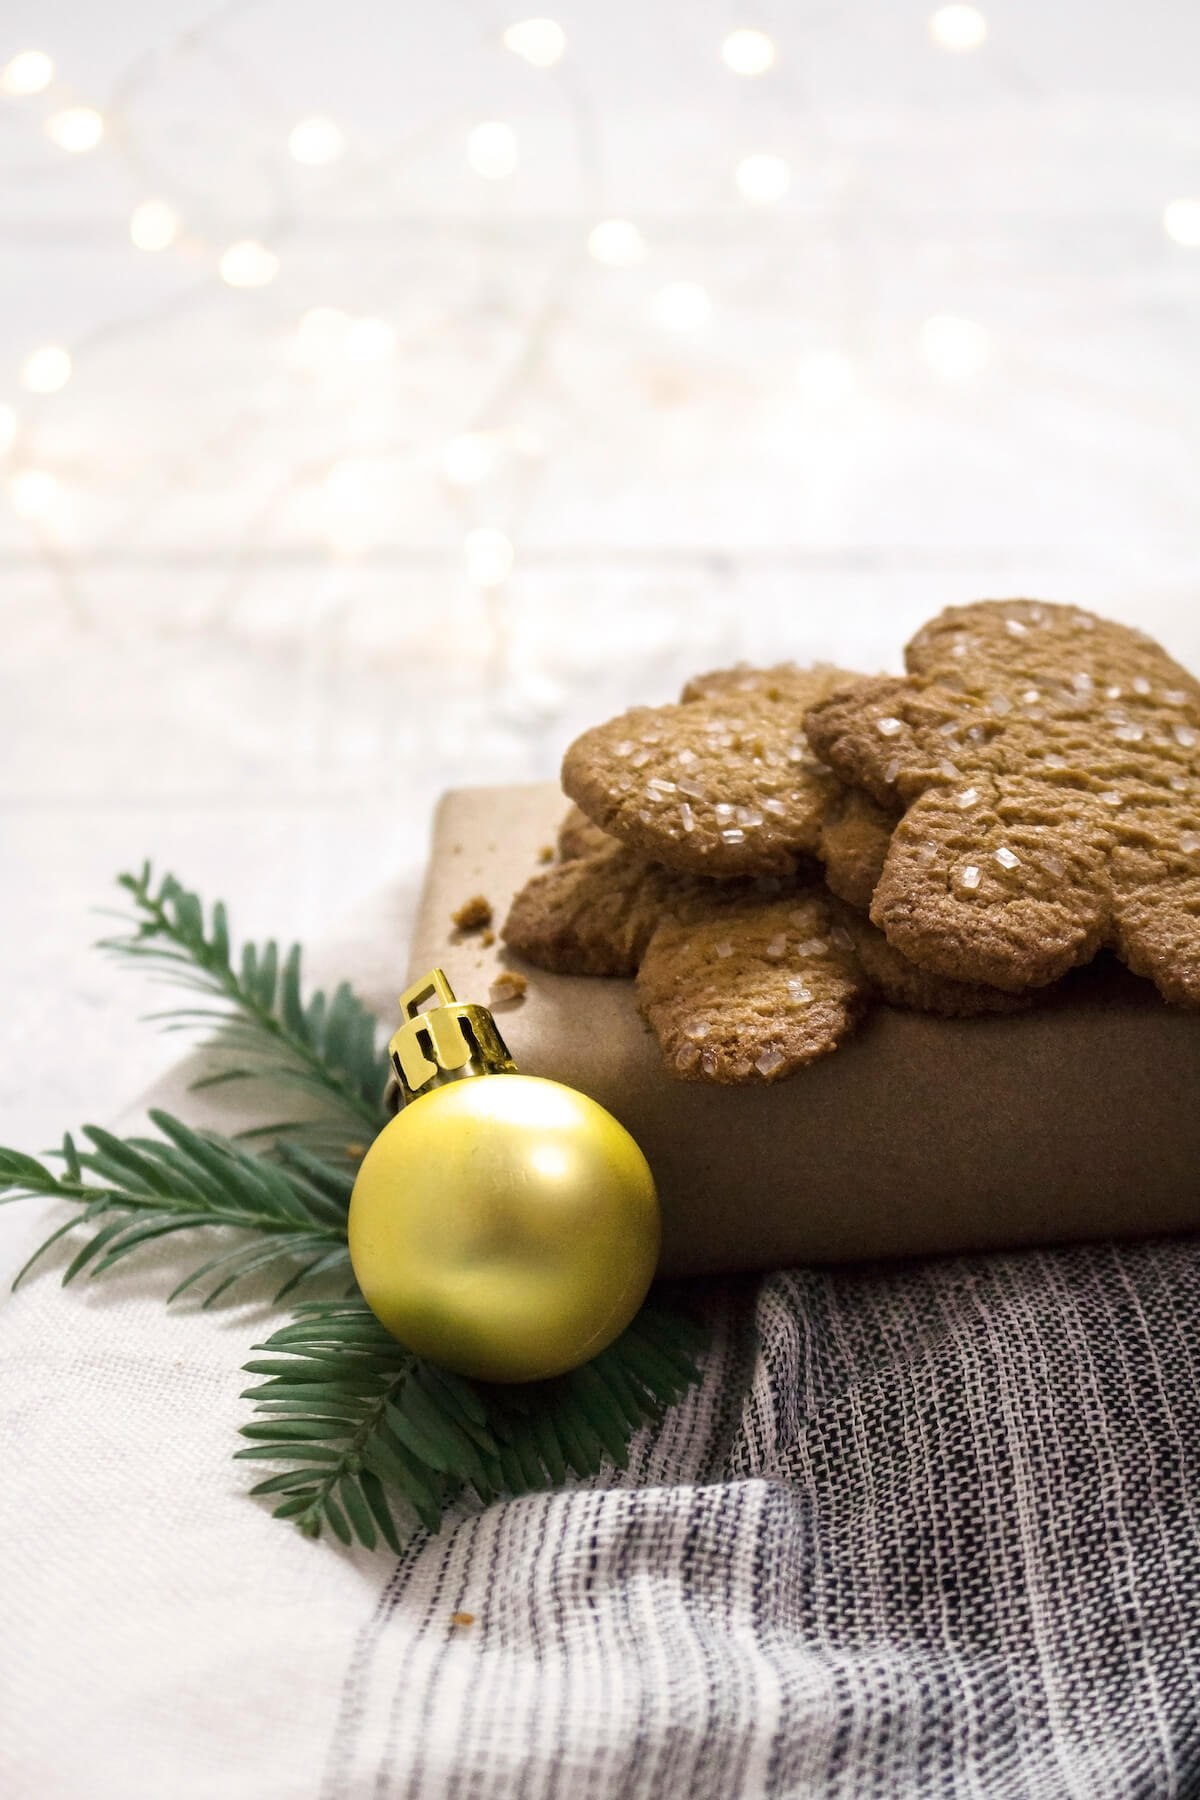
left=388, top=967, right=516, bottom=1106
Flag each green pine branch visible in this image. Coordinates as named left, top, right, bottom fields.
left=1, top=1112, right=351, bottom=1305
left=1, top=862, right=710, bottom=1554
left=97, top=864, right=391, bottom=1152
left=237, top=1297, right=708, bottom=1549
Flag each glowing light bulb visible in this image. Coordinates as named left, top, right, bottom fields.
left=929, top=5, right=987, bottom=51
left=919, top=313, right=992, bottom=379
left=220, top=240, right=279, bottom=288
left=652, top=281, right=712, bottom=331
left=343, top=317, right=396, bottom=362
left=587, top=219, right=645, bottom=266
left=1163, top=198, right=1200, bottom=248
left=464, top=528, right=514, bottom=586
left=45, top=107, right=103, bottom=152
left=721, top=30, right=776, bottom=76
left=442, top=434, right=498, bottom=487
left=468, top=121, right=518, bottom=179
left=503, top=18, right=566, bottom=67
left=20, top=345, right=71, bottom=394
left=735, top=153, right=791, bottom=205
left=796, top=349, right=857, bottom=404
left=0, top=405, right=16, bottom=454
left=130, top=201, right=180, bottom=252
left=288, top=116, right=344, bottom=166
left=1, top=51, right=54, bottom=95
left=10, top=470, right=58, bottom=516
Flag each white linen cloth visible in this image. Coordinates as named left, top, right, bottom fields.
left=2, top=886, right=1198, bottom=1798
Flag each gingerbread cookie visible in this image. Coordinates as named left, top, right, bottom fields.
left=824, top=898, right=1027, bottom=1018
left=561, top=665, right=858, bottom=878
left=501, top=837, right=702, bottom=977
left=504, top=826, right=1029, bottom=1070
left=556, top=804, right=611, bottom=862
left=803, top=600, right=1200, bottom=1000
left=635, top=888, right=869, bottom=1083
left=679, top=661, right=847, bottom=707
left=818, top=784, right=900, bottom=912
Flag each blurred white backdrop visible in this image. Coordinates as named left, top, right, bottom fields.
left=2, top=0, right=1199, bottom=1149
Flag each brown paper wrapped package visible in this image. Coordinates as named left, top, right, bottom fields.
left=410, top=785, right=1200, bottom=1278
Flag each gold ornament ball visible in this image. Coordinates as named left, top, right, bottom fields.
left=348, top=1074, right=660, bottom=1383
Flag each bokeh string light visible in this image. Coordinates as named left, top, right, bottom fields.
left=929, top=6, right=988, bottom=52
left=2, top=49, right=53, bottom=94
left=1, top=8, right=1197, bottom=653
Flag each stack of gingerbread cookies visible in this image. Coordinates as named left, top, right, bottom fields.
left=502, top=600, right=1200, bottom=1084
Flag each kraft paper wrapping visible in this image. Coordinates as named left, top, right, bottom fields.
left=408, top=784, right=1200, bottom=1277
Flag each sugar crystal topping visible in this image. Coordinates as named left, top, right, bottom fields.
left=1174, top=725, right=1197, bottom=748
left=755, top=1048, right=786, bottom=1077
left=993, top=846, right=1020, bottom=869
left=679, top=802, right=696, bottom=832
left=715, top=939, right=733, bottom=958
left=956, top=787, right=980, bottom=809
left=876, top=716, right=903, bottom=737
left=961, top=864, right=982, bottom=890
left=1181, top=832, right=1200, bottom=854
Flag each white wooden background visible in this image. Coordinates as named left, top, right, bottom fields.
left=2, top=0, right=1200, bottom=1153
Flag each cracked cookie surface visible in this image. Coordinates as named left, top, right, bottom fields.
left=561, top=665, right=859, bottom=878
left=803, top=600, right=1200, bottom=1000
left=634, top=887, right=870, bottom=1083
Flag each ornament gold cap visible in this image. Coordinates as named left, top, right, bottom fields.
left=387, top=968, right=516, bottom=1107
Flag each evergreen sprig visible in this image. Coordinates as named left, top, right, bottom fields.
left=2, top=865, right=709, bottom=1553
left=0, top=1113, right=351, bottom=1304
left=98, top=863, right=391, bottom=1153
left=238, top=1297, right=707, bottom=1548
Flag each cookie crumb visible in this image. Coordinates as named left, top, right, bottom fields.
left=489, top=971, right=527, bottom=1007
left=450, top=1612, right=475, bottom=1628
left=480, top=929, right=495, bottom=947
left=538, top=844, right=554, bottom=864
left=452, top=894, right=493, bottom=932
left=344, top=1142, right=366, bottom=1161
